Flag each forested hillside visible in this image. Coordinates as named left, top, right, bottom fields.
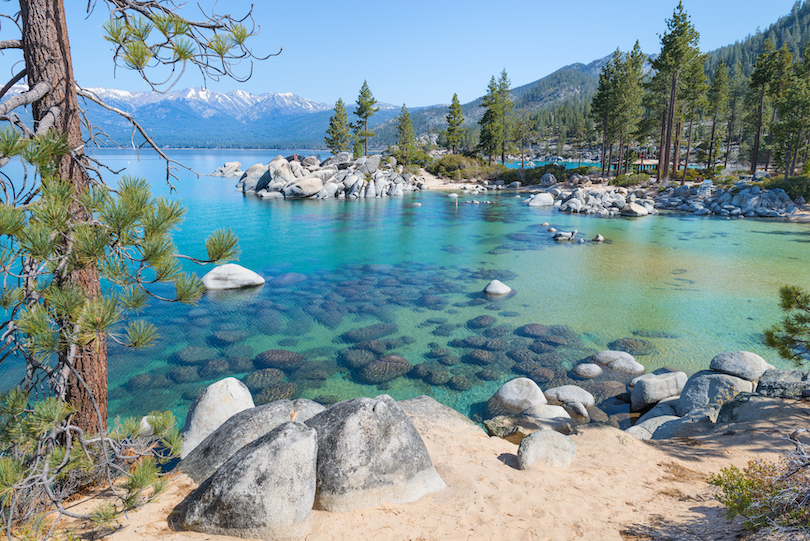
left=706, top=0, right=810, bottom=76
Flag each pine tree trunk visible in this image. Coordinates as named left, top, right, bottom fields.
left=682, top=118, right=695, bottom=184
left=724, top=108, right=735, bottom=170
left=751, top=87, right=766, bottom=174
left=764, top=109, right=777, bottom=172
left=673, top=117, right=683, bottom=182
left=607, top=144, right=614, bottom=177
left=657, top=106, right=667, bottom=182
left=616, top=135, right=624, bottom=179
left=790, top=125, right=803, bottom=177
left=600, top=131, right=608, bottom=176
left=20, top=0, right=107, bottom=433
left=661, top=71, right=679, bottom=182
left=707, top=115, right=717, bottom=170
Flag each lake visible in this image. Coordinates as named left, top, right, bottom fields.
left=1, top=148, right=807, bottom=424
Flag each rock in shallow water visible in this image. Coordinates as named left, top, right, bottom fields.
left=201, top=263, right=265, bottom=290
left=356, top=354, right=412, bottom=384
left=483, top=280, right=512, bottom=296
left=487, top=377, right=547, bottom=416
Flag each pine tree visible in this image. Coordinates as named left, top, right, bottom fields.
left=395, top=104, right=417, bottom=167
left=354, top=80, right=379, bottom=156
left=749, top=39, right=777, bottom=173
left=497, top=69, right=514, bottom=164
left=324, top=98, right=351, bottom=155
left=724, top=60, right=748, bottom=169
left=352, top=136, right=364, bottom=160
left=679, top=54, right=709, bottom=183
left=706, top=60, right=729, bottom=170
left=477, top=76, right=503, bottom=165
left=772, top=43, right=810, bottom=179
left=446, top=93, right=464, bottom=154
left=652, top=2, right=701, bottom=182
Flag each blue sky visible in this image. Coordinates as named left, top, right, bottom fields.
left=6, top=1, right=802, bottom=106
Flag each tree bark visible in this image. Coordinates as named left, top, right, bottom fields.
left=20, top=0, right=107, bottom=433
left=616, top=135, right=624, bottom=178
left=707, top=114, right=717, bottom=170
left=764, top=109, right=777, bottom=172
left=661, top=70, right=679, bottom=182
left=751, top=87, right=766, bottom=174
left=656, top=105, right=667, bottom=182
left=682, top=117, right=694, bottom=184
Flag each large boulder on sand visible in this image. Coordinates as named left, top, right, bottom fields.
left=201, top=263, right=265, bottom=290
left=180, top=378, right=255, bottom=458
left=630, top=372, right=688, bottom=411
left=487, top=377, right=547, bottom=416
left=676, top=371, right=754, bottom=416
left=179, top=398, right=325, bottom=483
left=178, top=422, right=317, bottom=541
left=304, top=395, right=445, bottom=512
left=517, top=429, right=576, bottom=469
left=709, top=351, right=773, bottom=381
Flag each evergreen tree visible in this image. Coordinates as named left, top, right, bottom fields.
left=477, top=75, right=503, bottom=165
left=749, top=39, right=777, bottom=173
left=446, top=93, right=464, bottom=154
left=324, top=98, right=351, bottom=154
left=679, top=54, right=709, bottom=182
left=354, top=80, right=379, bottom=156
left=773, top=43, right=810, bottom=179
left=352, top=136, right=364, bottom=160
left=512, top=107, right=536, bottom=178
left=652, top=2, right=701, bottom=182
left=706, top=60, right=729, bottom=170
left=497, top=69, right=514, bottom=164
left=724, top=60, right=748, bottom=168
left=395, top=104, right=417, bottom=167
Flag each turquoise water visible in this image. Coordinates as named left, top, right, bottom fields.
left=505, top=160, right=599, bottom=170
left=1, top=149, right=808, bottom=423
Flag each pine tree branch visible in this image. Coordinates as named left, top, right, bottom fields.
left=0, top=39, right=22, bottom=50
left=76, top=86, right=197, bottom=189
left=0, top=81, right=49, bottom=117
left=0, top=68, right=27, bottom=103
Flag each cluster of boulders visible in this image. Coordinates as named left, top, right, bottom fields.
left=212, top=153, right=427, bottom=200
left=479, top=349, right=808, bottom=450
left=520, top=173, right=657, bottom=217
left=176, top=379, right=445, bottom=540
left=654, top=182, right=805, bottom=218
left=625, top=351, right=782, bottom=440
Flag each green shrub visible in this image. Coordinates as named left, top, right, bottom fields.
left=610, top=173, right=649, bottom=187
left=425, top=154, right=505, bottom=181
left=709, top=455, right=810, bottom=532
left=0, top=389, right=181, bottom=538
left=763, top=175, right=810, bottom=201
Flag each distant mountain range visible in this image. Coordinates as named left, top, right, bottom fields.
left=4, top=1, right=808, bottom=150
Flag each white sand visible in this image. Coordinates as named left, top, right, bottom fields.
left=61, top=397, right=810, bottom=541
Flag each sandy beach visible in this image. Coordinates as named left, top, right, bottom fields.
left=62, top=395, right=809, bottom=541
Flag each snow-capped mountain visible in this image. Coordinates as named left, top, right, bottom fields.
left=2, top=84, right=398, bottom=148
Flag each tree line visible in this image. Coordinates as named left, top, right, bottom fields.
left=591, top=1, right=810, bottom=181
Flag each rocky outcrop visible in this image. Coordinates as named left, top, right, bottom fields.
left=235, top=154, right=426, bottom=200
left=630, top=372, right=687, bottom=411
left=676, top=371, right=754, bottom=416
left=654, top=182, right=803, bottom=218
left=709, top=351, right=774, bottom=381
left=201, top=263, right=265, bottom=290
left=179, top=421, right=318, bottom=541
left=180, top=378, right=255, bottom=458
left=210, top=161, right=243, bottom=177
left=304, top=395, right=445, bottom=512
left=756, top=369, right=810, bottom=397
